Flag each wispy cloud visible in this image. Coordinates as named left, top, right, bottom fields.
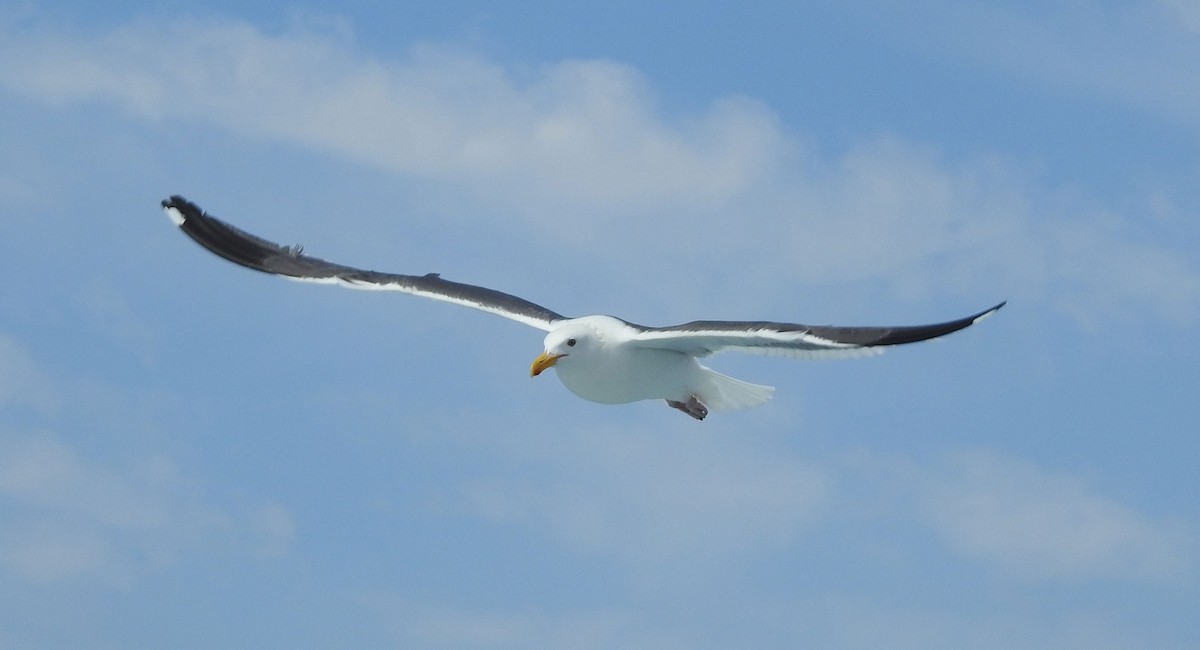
left=1, top=12, right=1195, bottom=325
left=0, top=331, right=295, bottom=584
left=776, top=138, right=1200, bottom=323
left=920, top=450, right=1196, bottom=583
left=0, top=332, right=58, bottom=414
left=454, top=423, right=830, bottom=576
left=73, top=280, right=164, bottom=366
left=851, top=1, right=1200, bottom=130
left=362, top=592, right=669, bottom=650
left=0, top=432, right=209, bottom=583
left=0, top=430, right=296, bottom=584
left=369, top=439, right=1196, bottom=648
left=0, top=15, right=783, bottom=221
left=1161, top=0, right=1200, bottom=34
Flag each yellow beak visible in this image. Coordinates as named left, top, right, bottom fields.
left=530, top=351, right=565, bottom=377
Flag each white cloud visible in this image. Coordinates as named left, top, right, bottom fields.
left=73, top=280, right=164, bottom=366
left=0, top=331, right=295, bottom=584
left=1039, top=213, right=1200, bottom=326
left=361, top=593, right=674, bottom=650
left=771, top=138, right=1200, bottom=323
left=0, top=524, right=110, bottom=585
left=0, top=331, right=58, bottom=413
left=755, top=592, right=1165, bottom=650
left=0, top=430, right=299, bottom=583
left=447, top=422, right=830, bottom=576
left=920, top=450, right=1196, bottom=583
left=0, top=16, right=784, bottom=224
left=1, top=12, right=1196, bottom=325
left=0, top=433, right=200, bottom=582
left=249, top=501, right=297, bottom=558
left=1161, top=0, right=1200, bottom=34
left=853, top=1, right=1200, bottom=130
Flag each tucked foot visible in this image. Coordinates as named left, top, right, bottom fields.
left=666, top=395, right=709, bottom=421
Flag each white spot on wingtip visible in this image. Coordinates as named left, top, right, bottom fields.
left=164, top=205, right=186, bottom=226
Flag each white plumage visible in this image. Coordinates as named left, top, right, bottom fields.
left=534, top=316, right=774, bottom=418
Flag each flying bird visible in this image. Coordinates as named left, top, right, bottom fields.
left=161, top=196, right=1004, bottom=420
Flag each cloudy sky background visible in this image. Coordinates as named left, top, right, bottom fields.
left=1, top=1, right=1198, bottom=647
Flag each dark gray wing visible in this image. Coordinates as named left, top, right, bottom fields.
left=627, top=302, right=1005, bottom=358
left=162, top=196, right=568, bottom=331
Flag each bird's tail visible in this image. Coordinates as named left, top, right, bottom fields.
left=696, top=366, right=775, bottom=411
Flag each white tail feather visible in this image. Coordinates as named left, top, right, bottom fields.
left=695, top=366, right=775, bottom=411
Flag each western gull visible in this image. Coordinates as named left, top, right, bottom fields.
left=161, top=196, right=1004, bottom=420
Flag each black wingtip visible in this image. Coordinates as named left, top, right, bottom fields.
left=159, top=195, right=286, bottom=274
left=846, top=300, right=1007, bottom=347
left=974, top=300, right=1007, bottom=323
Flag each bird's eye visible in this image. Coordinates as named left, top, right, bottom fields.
left=567, top=338, right=576, bottom=347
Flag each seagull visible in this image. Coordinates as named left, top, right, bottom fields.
left=161, top=196, right=1004, bottom=420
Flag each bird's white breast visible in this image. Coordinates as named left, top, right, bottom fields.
left=553, top=342, right=699, bottom=405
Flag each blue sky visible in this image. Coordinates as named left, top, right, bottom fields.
left=1, top=1, right=1198, bottom=648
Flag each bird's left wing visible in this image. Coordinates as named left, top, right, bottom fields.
left=626, top=302, right=1005, bottom=358
left=162, top=196, right=568, bottom=332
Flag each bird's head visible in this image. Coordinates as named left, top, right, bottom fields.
left=530, top=327, right=581, bottom=377
left=530, top=317, right=616, bottom=377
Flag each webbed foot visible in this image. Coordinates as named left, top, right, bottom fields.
left=666, top=395, right=708, bottom=421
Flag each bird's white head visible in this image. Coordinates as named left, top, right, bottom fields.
left=529, top=316, right=622, bottom=377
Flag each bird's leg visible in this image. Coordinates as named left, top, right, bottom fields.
left=665, top=395, right=708, bottom=421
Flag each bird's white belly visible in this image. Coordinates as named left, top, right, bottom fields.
left=553, top=347, right=698, bottom=405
